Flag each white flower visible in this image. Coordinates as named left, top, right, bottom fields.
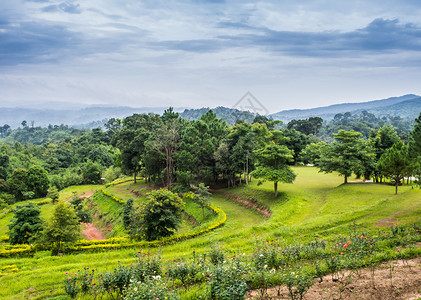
left=259, top=254, right=264, bottom=257
left=264, top=265, right=268, bottom=269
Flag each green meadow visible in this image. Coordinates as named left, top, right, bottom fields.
left=0, top=166, right=420, bottom=299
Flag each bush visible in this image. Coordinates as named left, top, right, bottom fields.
left=129, top=189, right=185, bottom=241
left=124, top=276, right=179, bottom=300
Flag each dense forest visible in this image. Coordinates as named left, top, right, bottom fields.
left=0, top=107, right=420, bottom=208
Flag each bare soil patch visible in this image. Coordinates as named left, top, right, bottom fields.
left=222, top=192, right=272, bottom=218
left=376, top=218, right=398, bottom=227
left=181, top=210, right=198, bottom=226
left=81, top=192, right=94, bottom=198
left=248, top=257, right=421, bottom=300
left=82, top=223, right=105, bottom=240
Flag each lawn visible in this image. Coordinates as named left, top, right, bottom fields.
left=0, top=167, right=420, bottom=299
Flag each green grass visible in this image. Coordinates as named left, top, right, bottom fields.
left=0, top=166, right=420, bottom=299
left=105, top=180, right=150, bottom=204
left=0, top=185, right=101, bottom=238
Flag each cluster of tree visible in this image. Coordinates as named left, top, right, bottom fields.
left=0, top=123, right=121, bottom=204
left=112, top=109, right=296, bottom=196
left=2, top=108, right=421, bottom=204
left=181, top=107, right=257, bottom=125
left=317, top=111, right=413, bottom=141
left=301, top=114, right=421, bottom=194
left=8, top=201, right=80, bottom=254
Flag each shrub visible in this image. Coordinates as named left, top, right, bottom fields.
left=129, top=189, right=185, bottom=241
left=208, top=260, right=248, bottom=300
left=124, top=276, right=179, bottom=300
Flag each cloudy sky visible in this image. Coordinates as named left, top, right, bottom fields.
left=1, top=0, right=421, bottom=113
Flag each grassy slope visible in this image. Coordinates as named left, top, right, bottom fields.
left=0, top=185, right=100, bottom=238
left=0, top=167, right=420, bottom=299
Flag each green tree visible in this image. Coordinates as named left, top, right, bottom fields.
left=112, top=113, right=160, bottom=183
left=81, top=161, right=102, bottom=184
left=122, top=198, right=134, bottom=229
left=317, top=130, right=374, bottom=183
left=251, top=142, right=296, bottom=197
left=300, top=142, right=328, bottom=165
left=129, top=189, right=184, bottom=241
left=369, top=126, right=400, bottom=182
left=42, top=202, right=80, bottom=253
left=8, top=203, right=43, bottom=245
left=0, top=153, right=10, bottom=180
left=409, top=112, right=421, bottom=158
left=48, top=186, right=60, bottom=203
left=8, top=168, right=28, bottom=202
left=378, top=142, right=412, bottom=194
left=191, top=183, right=211, bottom=223
left=27, top=165, right=50, bottom=198
left=147, top=117, right=180, bottom=189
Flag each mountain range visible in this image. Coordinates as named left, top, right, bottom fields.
left=1, top=94, right=420, bottom=128
left=269, top=94, right=421, bottom=122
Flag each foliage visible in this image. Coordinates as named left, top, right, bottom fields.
left=81, top=161, right=102, bottom=184
left=26, top=165, right=50, bottom=198
left=42, top=201, right=80, bottom=253
left=129, top=189, right=185, bottom=241
left=317, top=130, right=375, bottom=183
left=8, top=202, right=43, bottom=245
left=252, top=141, right=296, bottom=196
left=123, top=198, right=134, bottom=229
left=378, top=142, right=412, bottom=194
left=70, top=195, right=92, bottom=223
left=47, top=186, right=59, bottom=203
left=191, top=183, right=211, bottom=223
left=7, top=168, right=28, bottom=202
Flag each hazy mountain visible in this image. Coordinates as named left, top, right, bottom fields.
left=180, top=107, right=256, bottom=125
left=269, top=94, right=421, bottom=122
left=0, top=105, right=183, bottom=128
left=1, top=94, right=420, bottom=128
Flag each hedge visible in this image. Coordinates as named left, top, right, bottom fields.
left=1, top=179, right=227, bottom=256
left=0, top=244, right=35, bottom=258
left=66, top=202, right=227, bottom=253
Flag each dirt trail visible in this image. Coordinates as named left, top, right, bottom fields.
left=82, top=223, right=105, bottom=240
left=248, top=257, right=421, bottom=300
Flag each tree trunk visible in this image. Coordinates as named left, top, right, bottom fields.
left=344, top=174, right=348, bottom=184
left=395, top=181, right=398, bottom=195
left=274, top=182, right=278, bottom=197
left=134, top=171, right=137, bottom=184
left=245, top=154, right=249, bottom=185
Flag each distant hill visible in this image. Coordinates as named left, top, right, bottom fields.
left=1, top=94, right=420, bottom=128
left=269, top=94, right=421, bottom=122
left=180, top=106, right=256, bottom=125
left=0, top=105, right=182, bottom=128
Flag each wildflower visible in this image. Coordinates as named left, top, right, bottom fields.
left=65, top=272, right=68, bottom=274
left=343, top=244, right=348, bottom=248
left=340, top=252, right=343, bottom=255
left=397, top=249, right=400, bottom=252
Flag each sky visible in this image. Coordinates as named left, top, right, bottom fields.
left=1, top=0, right=421, bottom=113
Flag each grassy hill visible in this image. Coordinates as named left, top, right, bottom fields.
left=0, top=167, right=420, bottom=299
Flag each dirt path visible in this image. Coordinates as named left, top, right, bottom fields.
left=248, top=257, right=421, bottom=300
left=221, top=192, right=272, bottom=218
left=82, top=223, right=105, bottom=240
